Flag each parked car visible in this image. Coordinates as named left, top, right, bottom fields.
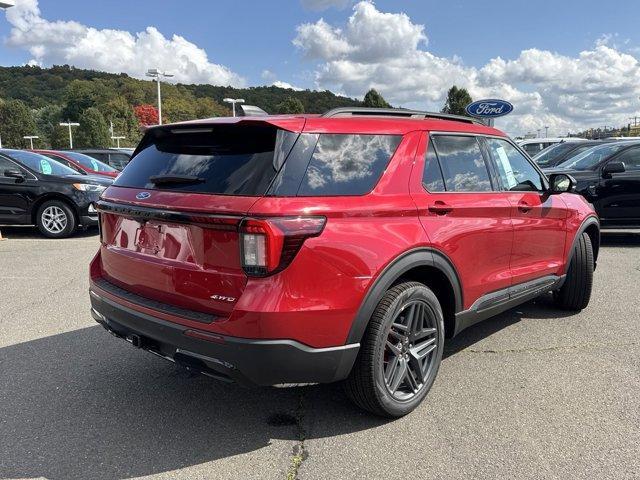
left=33, top=149, right=119, bottom=178
left=544, top=141, right=640, bottom=228
left=74, top=149, right=131, bottom=171
left=518, top=137, right=584, bottom=157
left=532, top=140, right=598, bottom=168
left=89, top=108, right=599, bottom=417
left=0, top=149, right=112, bottom=238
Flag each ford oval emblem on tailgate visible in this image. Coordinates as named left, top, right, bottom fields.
left=136, top=192, right=151, bottom=200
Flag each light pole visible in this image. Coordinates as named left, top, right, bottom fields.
left=223, top=98, right=245, bottom=117
left=59, top=121, right=80, bottom=149
left=111, top=136, right=126, bottom=148
left=0, top=1, right=15, bottom=8
left=146, top=68, right=174, bottom=125
left=544, top=126, right=549, bottom=138
left=23, top=135, right=39, bottom=149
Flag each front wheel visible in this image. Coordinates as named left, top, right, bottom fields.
left=344, top=282, right=445, bottom=417
left=36, top=200, right=77, bottom=238
left=554, top=232, right=594, bottom=311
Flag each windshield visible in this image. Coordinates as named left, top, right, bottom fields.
left=8, top=150, right=80, bottom=176
left=534, top=142, right=583, bottom=167
left=63, top=151, right=117, bottom=173
left=558, top=143, right=629, bottom=170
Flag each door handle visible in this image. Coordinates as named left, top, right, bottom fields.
left=518, top=201, right=532, bottom=213
left=428, top=201, right=453, bottom=216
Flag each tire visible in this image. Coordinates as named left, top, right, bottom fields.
left=36, top=200, right=77, bottom=238
left=554, top=232, right=594, bottom=311
left=344, top=282, right=445, bottom=417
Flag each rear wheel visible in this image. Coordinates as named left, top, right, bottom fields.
left=344, top=282, right=445, bottom=417
left=36, top=200, right=77, bottom=238
left=554, top=232, right=594, bottom=311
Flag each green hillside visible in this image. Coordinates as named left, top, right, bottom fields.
left=0, top=65, right=362, bottom=149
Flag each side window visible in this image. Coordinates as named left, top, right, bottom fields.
left=614, top=148, right=640, bottom=171
left=422, top=138, right=445, bottom=192
left=431, top=135, right=493, bottom=192
left=297, top=134, right=401, bottom=196
left=486, top=138, right=544, bottom=191
left=0, top=157, right=16, bottom=175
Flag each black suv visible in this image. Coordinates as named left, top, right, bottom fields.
left=544, top=141, right=640, bottom=228
left=0, top=149, right=112, bottom=238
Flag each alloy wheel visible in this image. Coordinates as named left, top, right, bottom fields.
left=382, top=300, right=439, bottom=401
left=41, top=206, right=68, bottom=234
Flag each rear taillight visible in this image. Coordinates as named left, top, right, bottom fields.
left=239, top=216, right=326, bottom=276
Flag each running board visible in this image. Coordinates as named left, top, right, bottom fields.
left=454, top=275, right=565, bottom=336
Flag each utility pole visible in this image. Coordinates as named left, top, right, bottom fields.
left=146, top=69, right=174, bottom=125
left=59, top=121, right=80, bottom=149
left=544, top=126, right=549, bottom=138
left=23, top=135, right=39, bottom=149
left=629, top=116, right=639, bottom=127
left=223, top=98, right=245, bottom=117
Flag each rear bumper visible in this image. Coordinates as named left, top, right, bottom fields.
left=89, top=289, right=359, bottom=386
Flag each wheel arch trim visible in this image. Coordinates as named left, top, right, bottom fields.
left=345, top=247, right=463, bottom=344
left=567, top=215, right=600, bottom=272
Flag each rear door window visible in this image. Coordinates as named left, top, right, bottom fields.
left=113, top=125, right=298, bottom=196
left=297, top=134, right=401, bottom=196
left=431, top=135, right=493, bottom=192
left=613, top=147, right=640, bottom=171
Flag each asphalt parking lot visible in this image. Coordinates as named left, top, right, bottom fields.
left=0, top=227, right=638, bottom=480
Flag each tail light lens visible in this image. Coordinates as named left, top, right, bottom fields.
left=239, top=216, right=326, bottom=276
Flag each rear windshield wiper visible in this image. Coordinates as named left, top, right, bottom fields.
left=148, top=174, right=206, bottom=185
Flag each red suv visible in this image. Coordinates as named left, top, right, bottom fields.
left=89, top=108, right=599, bottom=417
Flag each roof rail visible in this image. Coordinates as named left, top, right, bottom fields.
left=322, top=107, right=484, bottom=125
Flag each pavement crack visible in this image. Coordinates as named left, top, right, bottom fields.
left=453, top=341, right=639, bottom=355
left=286, top=392, right=308, bottom=480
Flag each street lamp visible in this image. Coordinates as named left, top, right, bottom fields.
left=23, top=135, right=39, bottom=149
left=223, top=98, right=245, bottom=117
left=111, top=136, right=126, bottom=148
left=146, top=68, right=174, bottom=125
left=59, top=121, right=80, bottom=149
left=0, top=1, right=15, bottom=8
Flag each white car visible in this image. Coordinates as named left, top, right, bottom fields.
left=518, top=137, right=585, bottom=157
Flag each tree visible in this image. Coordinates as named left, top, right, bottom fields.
left=163, top=96, right=196, bottom=123
left=0, top=99, right=37, bottom=148
left=76, top=107, right=110, bottom=148
left=441, top=86, right=473, bottom=116
left=102, top=96, right=141, bottom=147
left=33, top=104, right=67, bottom=148
left=134, top=104, right=159, bottom=126
left=363, top=88, right=391, bottom=108
left=194, top=97, right=230, bottom=118
left=275, top=97, right=304, bottom=114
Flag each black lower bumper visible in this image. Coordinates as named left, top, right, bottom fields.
left=89, top=289, right=359, bottom=386
left=80, top=215, right=99, bottom=226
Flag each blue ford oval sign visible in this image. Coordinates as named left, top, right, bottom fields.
left=465, top=99, right=513, bottom=118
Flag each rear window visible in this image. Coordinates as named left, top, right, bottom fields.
left=113, top=125, right=298, bottom=196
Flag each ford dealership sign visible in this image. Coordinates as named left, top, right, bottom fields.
left=465, top=99, right=513, bottom=118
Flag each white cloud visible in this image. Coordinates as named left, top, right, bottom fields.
left=272, top=80, right=303, bottom=91
left=4, top=0, right=245, bottom=87
left=294, top=1, right=640, bottom=135
left=300, top=0, right=351, bottom=11
left=261, top=69, right=303, bottom=90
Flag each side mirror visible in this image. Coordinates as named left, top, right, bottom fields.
left=4, top=169, right=25, bottom=182
left=602, top=161, right=625, bottom=178
left=548, top=173, right=576, bottom=194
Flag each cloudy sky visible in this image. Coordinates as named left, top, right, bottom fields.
left=2, top=0, right=640, bottom=136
